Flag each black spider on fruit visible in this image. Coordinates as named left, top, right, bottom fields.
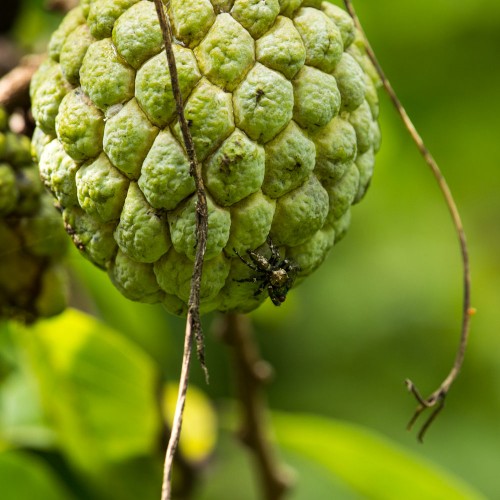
left=234, top=237, right=300, bottom=306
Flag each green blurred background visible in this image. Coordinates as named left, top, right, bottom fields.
left=1, top=0, right=499, bottom=498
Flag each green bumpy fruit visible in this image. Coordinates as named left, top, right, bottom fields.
left=0, top=108, right=69, bottom=322
left=31, top=0, right=381, bottom=315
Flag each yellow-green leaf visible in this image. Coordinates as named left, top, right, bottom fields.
left=12, top=309, right=160, bottom=472
left=274, top=413, right=486, bottom=500
left=164, top=382, right=217, bottom=464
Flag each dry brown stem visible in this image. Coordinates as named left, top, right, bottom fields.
left=219, top=313, right=293, bottom=500
left=343, top=0, right=473, bottom=441
left=153, top=1, right=209, bottom=498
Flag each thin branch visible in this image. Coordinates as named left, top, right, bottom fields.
left=0, top=55, right=43, bottom=111
left=343, top=0, right=473, bottom=441
left=153, top=1, right=209, bottom=498
left=161, top=321, right=193, bottom=500
left=219, top=313, right=293, bottom=500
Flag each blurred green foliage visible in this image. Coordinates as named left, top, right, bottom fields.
left=1, top=0, right=500, bottom=498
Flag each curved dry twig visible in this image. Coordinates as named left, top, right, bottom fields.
left=343, top=0, right=473, bottom=441
left=153, top=1, right=209, bottom=498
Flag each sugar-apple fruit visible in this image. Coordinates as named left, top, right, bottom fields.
left=0, top=107, right=68, bottom=322
left=31, top=0, right=380, bottom=315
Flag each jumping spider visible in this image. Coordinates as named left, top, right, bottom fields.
left=234, top=237, right=300, bottom=306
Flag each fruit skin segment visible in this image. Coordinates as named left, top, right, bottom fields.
left=0, top=108, right=69, bottom=322
left=31, top=0, right=381, bottom=315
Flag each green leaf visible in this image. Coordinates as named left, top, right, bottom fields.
left=0, top=323, right=54, bottom=450
left=283, top=450, right=362, bottom=500
left=0, top=450, right=74, bottom=500
left=11, top=309, right=161, bottom=472
left=273, top=413, right=486, bottom=500
left=0, top=370, right=55, bottom=449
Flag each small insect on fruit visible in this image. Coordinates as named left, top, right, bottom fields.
left=234, top=238, right=300, bottom=306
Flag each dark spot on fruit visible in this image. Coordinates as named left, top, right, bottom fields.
left=220, top=153, right=232, bottom=174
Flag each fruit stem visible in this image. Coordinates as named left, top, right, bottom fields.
left=219, top=313, right=293, bottom=500
left=153, top=1, right=209, bottom=498
left=343, top=0, right=473, bottom=442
